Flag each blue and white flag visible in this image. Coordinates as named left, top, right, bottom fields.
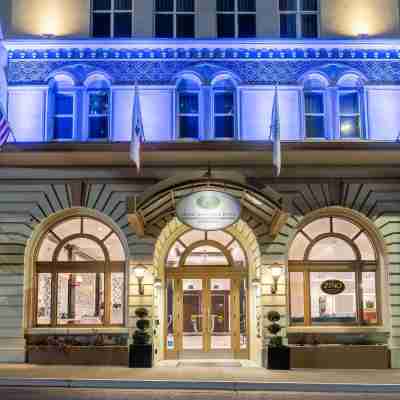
left=270, top=86, right=281, bottom=177
left=130, top=84, right=145, bottom=173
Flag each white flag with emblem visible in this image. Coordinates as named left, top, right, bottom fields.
left=270, top=86, right=281, bottom=177
left=130, top=84, right=145, bottom=173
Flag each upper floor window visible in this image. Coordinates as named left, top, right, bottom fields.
left=213, top=78, right=236, bottom=139
left=279, top=0, right=319, bottom=38
left=217, top=0, right=256, bottom=38
left=289, top=215, right=379, bottom=327
left=177, top=78, right=200, bottom=139
left=155, top=0, right=195, bottom=38
left=92, top=0, right=134, bottom=38
left=54, top=93, right=74, bottom=140
left=338, top=75, right=363, bottom=139
left=48, top=75, right=76, bottom=141
left=303, top=76, right=327, bottom=139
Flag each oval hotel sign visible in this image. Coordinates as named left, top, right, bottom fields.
left=321, top=280, right=346, bottom=296
left=176, top=191, right=241, bottom=231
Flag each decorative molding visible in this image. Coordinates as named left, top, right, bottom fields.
left=8, top=59, right=400, bottom=85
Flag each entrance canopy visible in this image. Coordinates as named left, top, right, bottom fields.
left=127, top=172, right=287, bottom=238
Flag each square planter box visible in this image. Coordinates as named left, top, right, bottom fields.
left=267, top=346, right=290, bottom=370
left=27, top=346, right=129, bottom=366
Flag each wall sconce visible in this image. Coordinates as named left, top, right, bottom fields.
left=133, top=264, right=147, bottom=295
left=269, top=263, right=283, bottom=295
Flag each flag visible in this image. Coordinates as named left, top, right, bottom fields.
left=130, top=84, right=145, bottom=173
left=0, top=103, right=12, bottom=149
left=270, top=86, right=281, bottom=177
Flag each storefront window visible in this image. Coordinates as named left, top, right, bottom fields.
left=289, top=215, right=379, bottom=326
left=35, top=216, right=126, bottom=327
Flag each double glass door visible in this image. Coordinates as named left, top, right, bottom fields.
left=166, top=274, right=248, bottom=359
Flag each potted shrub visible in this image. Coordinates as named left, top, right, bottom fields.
left=267, top=310, right=290, bottom=370
left=130, top=307, right=153, bottom=368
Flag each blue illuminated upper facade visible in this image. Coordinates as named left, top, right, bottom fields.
left=4, top=38, right=400, bottom=143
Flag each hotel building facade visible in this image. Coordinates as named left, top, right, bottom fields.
left=0, top=0, right=400, bottom=368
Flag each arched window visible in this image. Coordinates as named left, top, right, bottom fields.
left=288, top=215, right=379, bottom=326
left=212, top=77, right=236, bottom=139
left=35, top=216, right=126, bottom=327
left=303, top=74, right=328, bottom=139
left=47, top=74, right=76, bottom=141
left=166, top=229, right=246, bottom=269
left=85, top=75, right=111, bottom=140
left=338, top=74, right=364, bottom=139
left=177, top=77, right=201, bottom=139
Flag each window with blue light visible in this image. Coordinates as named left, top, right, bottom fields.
left=88, top=91, right=110, bottom=140
left=155, top=0, right=195, bottom=38
left=279, top=0, right=318, bottom=38
left=217, top=0, right=256, bottom=38
left=214, top=92, right=235, bottom=139
left=178, top=93, right=199, bottom=139
left=304, top=92, right=325, bottom=139
left=339, top=91, right=361, bottom=139
left=92, top=0, right=133, bottom=38
left=54, top=94, right=74, bottom=140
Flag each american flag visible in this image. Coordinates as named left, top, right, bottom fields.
left=0, top=106, right=12, bottom=149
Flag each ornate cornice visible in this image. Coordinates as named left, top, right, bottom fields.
left=5, top=38, right=400, bottom=61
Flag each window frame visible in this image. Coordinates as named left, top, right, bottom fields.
left=91, top=0, right=134, bottom=38
left=212, top=87, right=237, bottom=140
left=154, top=0, right=195, bottom=38
left=338, top=89, right=363, bottom=139
left=279, top=0, right=319, bottom=39
left=288, top=216, right=381, bottom=327
left=303, top=89, right=327, bottom=140
left=34, top=217, right=126, bottom=328
left=177, top=89, right=201, bottom=140
left=86, top=89, right=112, bottom=142
left=216, top=0, right=257, bottom=38
left=52, top=91, right=77, bottom=142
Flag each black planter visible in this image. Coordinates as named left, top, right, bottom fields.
left=267, top=346, right=290, bottom=370
left=129, top=344, right=153, bottom=368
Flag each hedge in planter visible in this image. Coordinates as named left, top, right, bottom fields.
left=267, top=311, right=290, bottom=370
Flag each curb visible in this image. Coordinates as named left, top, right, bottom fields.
left=0, top=378, right=399, bottom=393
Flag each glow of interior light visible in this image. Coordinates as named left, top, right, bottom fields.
left=352, top=22, right=370, bottom=38
left=341, top=122, right=353, bottom=134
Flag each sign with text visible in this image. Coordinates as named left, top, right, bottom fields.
left=176, top=191, right=241, bottom=231
left=321, top=279, right=346, bottom=296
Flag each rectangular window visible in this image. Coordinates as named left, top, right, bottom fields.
left=178, top=92, right=199, bottom=139
left=88, top=91, right=110, bottom=140
left=217, top=0, right=256, bottom=38
left=304, top=92, right=325, bottom=138
left=155, top=0, right=195, bottom=38
left=111, top=272, right=124, bottom=324
left=310, top=271, right=357, bottom=324
left=92, top=0, right=133, bottom=38
left=57, top=273, right=105, bottom=325
left=37, top=273, right=52, bottom=326
left=279, top=0, right=318, bottom=38
left=289, top=271, right=305, bottom=324
left=214, top=92, right=235, bottom=139
left=339, top=91, right=361, bottom=138
left=54, top=93, right=74, bottom=140
left=362, top=271, right=378, bottom=325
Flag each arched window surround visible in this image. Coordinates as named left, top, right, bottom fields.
left=288, top=212, right=382, bottom=328
left=33, top=215, right=127, bottom=328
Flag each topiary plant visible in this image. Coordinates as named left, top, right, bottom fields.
left=267, top=311, right=284, bottom=348
left=132, top=307, right=151, bottom=345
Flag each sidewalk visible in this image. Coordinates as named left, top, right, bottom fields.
left=0, top=362, right=398, bottom=393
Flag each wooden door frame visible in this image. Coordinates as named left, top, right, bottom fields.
left=164, top=267, right=249, bottom=360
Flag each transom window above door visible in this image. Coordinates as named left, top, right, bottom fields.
left=35, top=216, right=126, bottom=328
left=166, top=229, right=246, bottom=269
left=288, top=215, right=380, bottom=327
